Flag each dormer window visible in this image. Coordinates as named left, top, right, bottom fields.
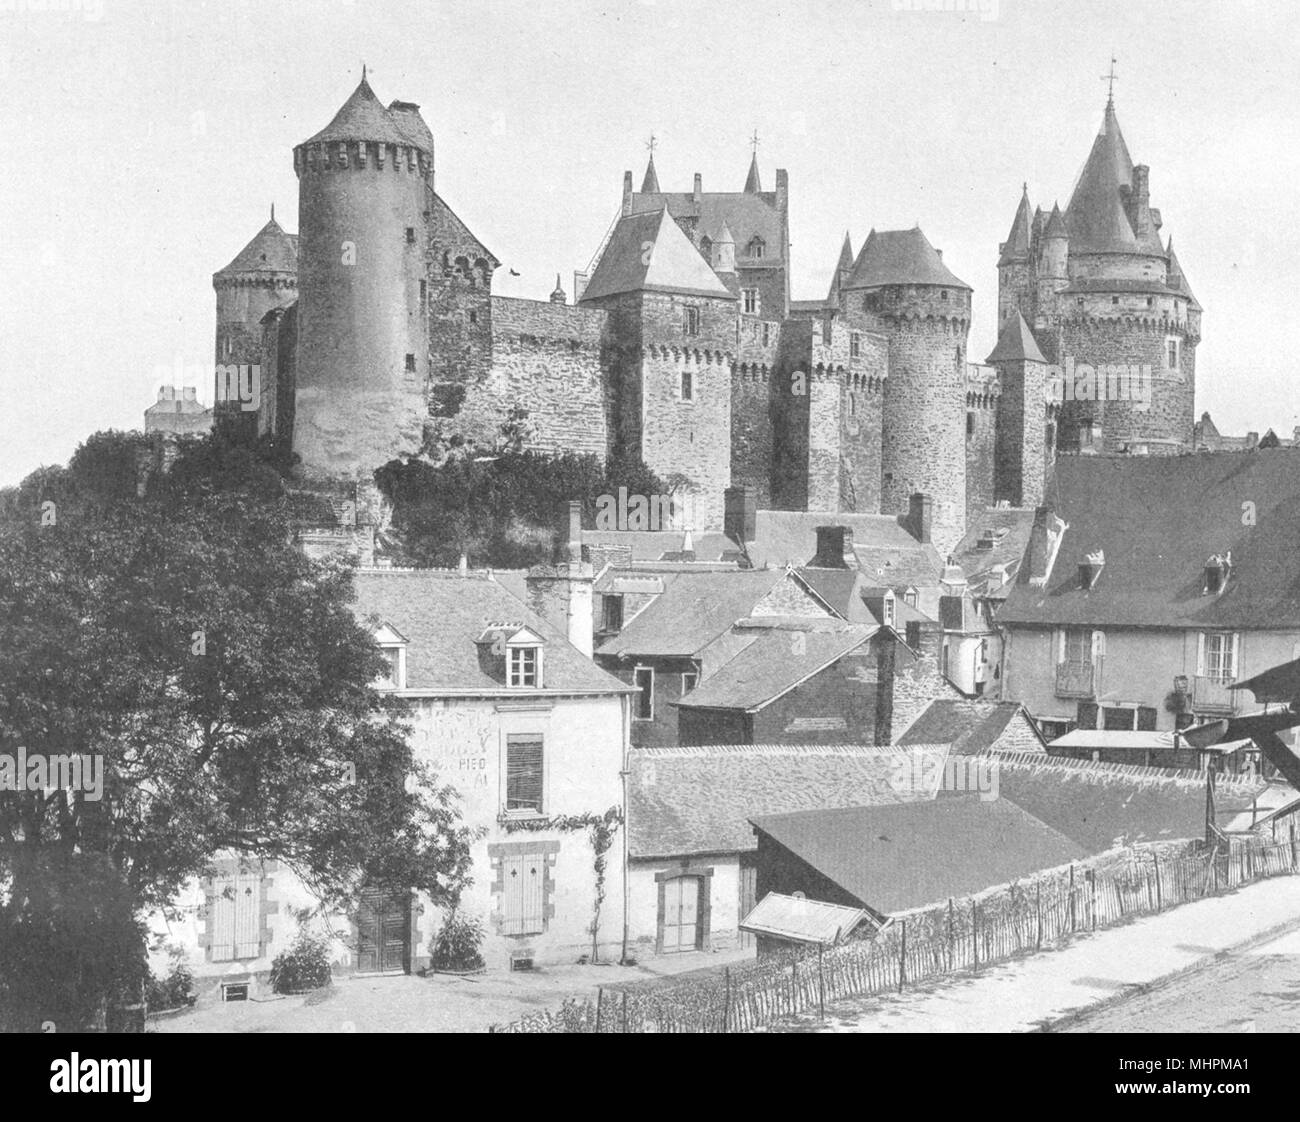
left=747, top=236, right=765, bottom=259
left=372, top=623, right=408, bottom=691
left=478, top=625, right=546, bottom=688
left=903, top=587, right=918, bottom=608
left=1203, top=552, right=1232, bottom=595
left=509, top=644, right=540, bottom=687
left=1078, top=549, right=1105, bottom=591
left=882, top=591, right=896, bottom=628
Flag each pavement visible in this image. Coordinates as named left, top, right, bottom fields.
left=762, top=875, right=1300, bottom=1033
left=150, top=944, right=754, bottom=1033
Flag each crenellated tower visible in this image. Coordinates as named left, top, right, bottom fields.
left=291, top=74, right=434, bottom=485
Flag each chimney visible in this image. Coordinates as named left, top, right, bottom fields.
left=182, top=386, right=198, bottom=402
left=811, top=525, right=853, bottom=568
left=525, top=500, right=594, bottom=658
left=1025, top=505, right=1057, bottom=587
left=724, top=485, right=757, bottom=543
left=158, top=385, right=175, bottom=401
left=693, top=172, right=702, bottom=207
left=940, top=557, right=967, bottom=595
left=621, top=170, right=633, bottom=215
left=907, top=493, right=933, bottom=544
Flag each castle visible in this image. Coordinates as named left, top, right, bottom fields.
left=202, top=74, right=1201, bottom=557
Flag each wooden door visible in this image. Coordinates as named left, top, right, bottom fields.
left=661, top=876, right=700, bottom=953
left=738, top=863, right=757, bottom=950
left=357, top=889, right=410, bottom=974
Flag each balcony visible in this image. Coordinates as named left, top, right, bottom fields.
left=1192, top=675, right=1239, bottom=716
left=1055, top=661, right=1096, bottom=699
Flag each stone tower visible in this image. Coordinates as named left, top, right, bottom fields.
left=988, top=310, right=1049, bottom=508
left=291, top=75, right=434, bottom=484
left=997, top=95, right=1201, bottom=455
left=840, top=227, right=971, bottom=555
left=211, top=209, right=298, bottom=429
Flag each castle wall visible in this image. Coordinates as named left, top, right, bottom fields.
left=965, top=369, right=999, bottom=514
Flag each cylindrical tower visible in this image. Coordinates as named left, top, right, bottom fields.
left=292, top=75, right=432, bottom=482
left=844, top=227, right=971, bottom=555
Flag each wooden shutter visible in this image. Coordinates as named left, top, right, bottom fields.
left=506, top=735, right=544, bottom=812
left=233, top=874, right=260, bottom=959
left=210, top=878, right=236, bottom=962
left=501, top=853, right=545, bottom=936
left=1136, top=706, right=1158, bottom=731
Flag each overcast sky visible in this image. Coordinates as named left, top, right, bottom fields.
left=1, top=0, right=1296, bottom=486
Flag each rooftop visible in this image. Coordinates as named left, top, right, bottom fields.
left=843, top=227, right=970, bottom=291
left=581, top=208, right=736, bottom=302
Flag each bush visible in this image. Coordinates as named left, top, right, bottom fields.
left=269, top=929, right=334, bottom=994
left=430, top=912, right=485, bottom=972
left=146, top=950, right=195, bottom=1012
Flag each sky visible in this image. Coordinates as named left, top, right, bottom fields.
left=1, top=0, right=1297, bottom=487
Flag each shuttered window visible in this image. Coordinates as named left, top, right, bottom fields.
left=210, top=873, right=261, bottom=962
left=500, top=853, right=546, bottom=936
left=506, top=734, right=544, bottom=813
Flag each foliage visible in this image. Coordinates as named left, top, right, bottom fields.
left=430, top=911, right=486, bottom=972
left=146, top=945, right=195, bottom=1011
left=375, top=409, right=670, bottom=569
left=269, top=928, right=335, bottom=994
left=0, top=427, right=475, bottom=1028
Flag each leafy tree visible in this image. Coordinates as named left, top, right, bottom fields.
left=0, top=429, right=474, bottom=1030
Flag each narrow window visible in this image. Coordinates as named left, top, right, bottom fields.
left=850, top=332, right=861, bottom=358
left=405, top=227, right=416, bottom=244
left=680, top=368, right=694, bottom=401
left=966, top=412, right=975, bottom=439
left=742, top=289, right=758, bottom=315
left=633, top=666, right=654, bottom=720
left=681, top=671, right=698, bottom=694
left=603, top=595, right=624, bottom=632
left=505, top=735, right=544, bottom=813
left=1167, top=337, right=1180, bottom=370
left=684, top=307, right=700, bottom=336
left=469, top=311, right=478, bottom=325
left=419, top=279, right=427, bottom=306
left=405, top=353, right=416, bottom=373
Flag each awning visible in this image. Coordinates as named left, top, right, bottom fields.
left=739, top=893, right=869, bottom=946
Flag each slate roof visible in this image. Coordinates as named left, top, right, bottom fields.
left=738, top=511, right=939, bottom=582
left=986, top=753, right=1266, bottom=852
left=827, top=231, right=854, bottom=302
left=1165, top=239, right=1200, bottom=310
left=998, top=188, right=1032, bottom=265
left=625, top=188, right=783, bottom=264
left=580, top=208, right=735, bottom=302
left=743, top=153, right=762, bottom=194
left=897, top=699, right=1045, bottom=755
left=998, top=452, right=1300, bottom=629
left=674, top=621, right=881, bottom=712
left=580, top=527, right=740, bottom=564
left=844, top=227, right=970, bottom=291
left=627, top=743, right=948, bottom=858
left=595, top=569, right=786, bottom=658
left=352, top=569, right=633, bottom=695
left=950, top=506, right=1037, bottom=598
left=302, top=76, right=416, bottom=149
left=214, top=217, right=299, bottom=278
left=1064, top=102, right=1146, bottom=255
left=794, top=568, right=878, bottom=623
left=1043, top=202, right=1067, bottom=239
left=750, top=800, right=1085, bottom=915
left=986, top=311, right=1047, bottom=365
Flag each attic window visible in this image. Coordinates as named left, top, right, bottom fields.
left=1203, top=552, right=1232, bottom=595
left=882, top=592, right=896, bottom=628
left=1078, top=549, right=1105, bottom=591
left=747, top=236, right=766, bottom=259
left=508, top=644, right=541, bottom=688
left=373, top=624, right=408, bottom=691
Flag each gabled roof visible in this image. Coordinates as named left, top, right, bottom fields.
left=627, top=743, right=948, bottom=858
left=595, top=569, right=787, bottom=658
left=625, top=190, right=782, bottom=265
left=986, top=311, right=1047, bottom=365
left=430, top=192, right=499, bottom=268
left=352, top=569, right=632, bottom=695
left=673, top=621, right=881, bottom=712
left=844, top=227, right=970, bottom=291
left=580, top=527, right=740, bottom=564
left=736, top=510, right=939, bottom=579
left=998, top=187, right=1033, bottom=265
left=215, top=216, right=299, bottom=278
left=1064, top=102, right=1139, bottom=254
left=750, top=800, right=1085, bottom=915
left=302, top=75, right=415, bottom=149
left=896, top=699, right=1046, bottom=754
left=794, top=568, right=877, bottom=623
left=580, top=208, right=735, bottom=302
left=998, top=453, right=1300, bottom=629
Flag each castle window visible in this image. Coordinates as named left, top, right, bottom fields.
left=849, top=393, right=856, bottom=417
left=405, top=354, right=416, bottom=372
left=747, top=236, right=766, bottom=259
left=742, top=289, right=758, bottom=315
left=1111, top=296, right=1119, bottom=305
left=684, top=307, right=700, bottom=336
left=762, top=322, right=771, bottom=346
left=469, top=311, right=478, bottom=325
left=966, top=412, right=975, bottom=439
left=1166, top=337, right=1180, bottom=370
left=405, top=227, right=415, bottom=244
left=850, top=333, right=861, bottom=358
left=955, top=346, right=962, bottom=366
left=1146, top=296, right=1154, bottom=307
left=419, top=279, right=427, bottom=307
left=680, top=368, right=694, bottom=401
left=940, top=290, right=948, bottom=301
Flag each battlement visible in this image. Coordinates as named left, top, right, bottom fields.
left=490, top=295, right=606, bottom=350
left=855, top=283, right=971, bottom=330
left=293, top=140, right=431, bottom=178
left=212, top=274, right=297, bottom=291
left=965, top=362, right=1000, bottom=409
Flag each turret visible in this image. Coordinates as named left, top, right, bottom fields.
left=712, top=221, right=736, bottom=275
left=988, top=311, right=1049, bottom=508
left=549, top=273, right=567, bottom=304
left=291, top=73, right=433, bottom=483
left=997, top=185, right=1034, bottom=328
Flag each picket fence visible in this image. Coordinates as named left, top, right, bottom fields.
left=489, top=837, right=1298, bottom=1033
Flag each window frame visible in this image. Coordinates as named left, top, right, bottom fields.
left=508, top=644, right=542, bottom=688
left=681, top=670, right=698, bottom=695
left=742, top=288, right=759, bottom=315
left=633, top=665, right=655, bottom=721
left=679, top=367, right=694, bottom=402
left=504, top=733, right=545, bottom=816
left=684, top=306, right=701, bottom=336
left=1200, top=631, right=1238, bottom=681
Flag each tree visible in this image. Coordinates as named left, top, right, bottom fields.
left=0, top=430, right=474, bottom=1030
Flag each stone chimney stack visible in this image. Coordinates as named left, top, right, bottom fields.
left=525, top=500, right=594, bottom=657
left=811, top=525, right=853, bottom=568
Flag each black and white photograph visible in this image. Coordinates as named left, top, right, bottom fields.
left=1, top=0, right=1296, bottom=1084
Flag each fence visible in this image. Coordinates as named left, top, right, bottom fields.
left=490, top=836, right=1299, bottom=1033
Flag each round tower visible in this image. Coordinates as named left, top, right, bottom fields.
left=844, top=227, right=971, bottom=555
left=292, top=74, right=433, bottom=483
left=212, top=208, right=298, bottom=370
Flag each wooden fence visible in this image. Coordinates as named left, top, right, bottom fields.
left=490, top=837, right=1298, bottom=1033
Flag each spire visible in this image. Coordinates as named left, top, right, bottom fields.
left=827, top=231, right=854, bottom=302
left=549, top=273, right=567, bottom=304
left=986, top=310, right=1047, bottom=366
left=998, top=184, right=1033, bottom=265
left=744, top=134, right=762, bottom=194
left=640, top=133, right=660, bottom=193
left=1064, top=97, right=1138, bottom=254
left=1043, top=201, right=1067, bottom=239
left=270, top=202, right=275, bottom=223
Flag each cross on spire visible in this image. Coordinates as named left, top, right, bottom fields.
left=645, top=132, right=658, bottom=155
left=1102, top=55, right=1118, bottom=107
left=749, top=129, right=761, bottom=155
